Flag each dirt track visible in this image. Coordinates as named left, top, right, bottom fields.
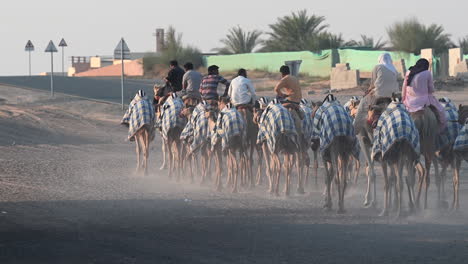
left=1, top=85, right=468, bottom=264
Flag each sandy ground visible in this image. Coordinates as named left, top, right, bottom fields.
left=1, top=84, right=468, bottom=264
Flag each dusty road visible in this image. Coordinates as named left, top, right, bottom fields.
left=0, top=84, right=468, bottom=264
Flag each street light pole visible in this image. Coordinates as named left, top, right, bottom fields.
left=29, top=50, right=32, bottom=77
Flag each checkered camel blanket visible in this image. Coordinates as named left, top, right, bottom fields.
left=454, top=121, right=468, bottom=152
left=211, top=107, right=246, bottom=151
left=437, top=102, right=461, bottom=150
left=372, top=102, right=420, bottom=160
left=257, top=102, right=298, bottom=153
left=300, top=103, right=315, bottom=147
left=312, top=100, right=360, bottom=158
left=121, top=95, right=155, bottom=142
left=160, top=96, right=186, bottom=141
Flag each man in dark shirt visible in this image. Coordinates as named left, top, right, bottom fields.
left=165, top=60, right=185, bottom=92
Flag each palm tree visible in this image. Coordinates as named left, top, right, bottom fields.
left=387, top=18, right=453, bottom=54
left=262, top=9, right=328, bottom=52
left=347, top=35, right=387, bottom=50
left=459, top=36, right=468, bottom=53
left=317, top=32, right=354, bottom=49
left=214, top=26, right=262, bottom=54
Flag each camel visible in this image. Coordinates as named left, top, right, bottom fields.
left=314, top=94, right=359, bottom=213
left=205, top=108, right=224, bottom=191
left=121, top=90, right=155, bottom=176
left=410, top=106, right=439, bottom=209
left=452, top=104, right=468, bottom=210
left=257, top=99, right=299, bottom=196
left=180, top=106, right=197, bottom=183
left=207, top=98, right=247, bottom=193
left=371, top=97, right=421, bottom=217
left=253, top=98, right=271, bottom=189
left=236, top=104, right=256, bottom=188
left=159, top=94, right=186, bottom=181
left=432, top=99, right=462, bottom=210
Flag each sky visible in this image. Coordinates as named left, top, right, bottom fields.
left=1, top=0, right=467, bottom=76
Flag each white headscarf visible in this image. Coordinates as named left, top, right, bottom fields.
left=378, top=53, right=398, bottom=74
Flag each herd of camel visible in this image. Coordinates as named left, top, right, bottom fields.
left=130, top=88, right=468, bottom=218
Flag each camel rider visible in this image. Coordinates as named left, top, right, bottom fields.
left=228, top=68, right=256, bottom=110
left=274, top=65, right=303, bottom=135
left=181, top=62, right=203, bottom=107
left=200, top=65, right=230, bottom=108
left=354, top=53, right=399, bottom=134
left=154, top=60, right=184, bottom=105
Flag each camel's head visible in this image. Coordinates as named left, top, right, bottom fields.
left=253, top=97, right=269, bottom=125
left=311, top=101, right=323, bottom=119
left=181, top=107, right=195, bottom=119
left=459, top=104, right=468, bottom=125
left=347, top=96, right=361, bottom=119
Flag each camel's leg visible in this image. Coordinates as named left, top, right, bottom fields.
left=354, top=157, right=361, bottom=185
left=143, top=129, right=150, bottom=176
left=451, top=157, right=461, bottom=211
left=174, top=140, right=181, bottom=182
left=273, top=154, right=281, bottom=196
left=160, top=139, right=167, bottom=170
left=215, top=149, right=223, bottom=191
left=314, top=150, right=319, bottom=188
left=296, top=151, right=305, bottom=194
left=360, top=136, right=376, bottom=207
left=330, top=151, right=342, bottom=213
left=231, top=150, right=239, bottom=193
left=338, top=154, right=349, bottom=214
left=323, top=160, right=333, bottom=210
left=283, top=154, right=291, bottom=196
left=380, top=162, right=389, bottom=217
left=135, top=134, right=141, bottom=174
left=395, top=156, right=405, bottom=218
left=405, top=160, right=416, bottom=213
left=433, top=159, right=443, bottom=207
left=424, top=156, right=432, bottom=210
left=255, top=145, right=264, bottom=186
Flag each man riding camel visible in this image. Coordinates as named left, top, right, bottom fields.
left=200, top=65, right=230, bottom=106
left=274, top=65, right=303, bottom=135
left=228, top=68, right=256, bottom=108
left=181, top=62, right=203, bottom=107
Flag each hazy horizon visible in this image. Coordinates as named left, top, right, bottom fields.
left=1, top=0, right=467, bottom=76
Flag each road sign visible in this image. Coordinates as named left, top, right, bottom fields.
left=58, top=38, right=68, bottom=76
left=25, top=40, right=35, bottom=76
left=114, top=38, right=131, bottom=60
left=58, top=38, right=68, bottom=47
left=45, top=40, right=58, bottom=53
left=25, top=40, right=35, bottom=51
left=45, top=40, right=57, bottom=97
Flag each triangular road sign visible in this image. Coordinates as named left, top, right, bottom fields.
left=114, top=38, right=131, bottom=60
left=58, top=38, right=68, bottom=47
left=45, top=40, right=58, bottom=53
left=25, top=40, right=35, bottom=51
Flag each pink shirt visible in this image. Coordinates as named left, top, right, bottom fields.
left=402, top=70, right=447, bottom=131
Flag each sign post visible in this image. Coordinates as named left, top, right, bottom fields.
left=25, top=40, right=35, bottom=77
left=45, top=40, right=58, bottom=97
left=58, top=38, right=68, bottom=76
left=114, top=38, right=131, bottom=110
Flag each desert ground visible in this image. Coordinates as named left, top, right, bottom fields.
left=1, top=83, right=468, bottom=264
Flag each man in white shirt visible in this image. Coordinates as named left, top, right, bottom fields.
left=228, top=69, right=256, bottom=106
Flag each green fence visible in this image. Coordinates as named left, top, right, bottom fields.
left=203, top=49, right=421, bottom=77
left=337, top=49, right=420, bottom=72
left=204, top=50, right=334, bottom=77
